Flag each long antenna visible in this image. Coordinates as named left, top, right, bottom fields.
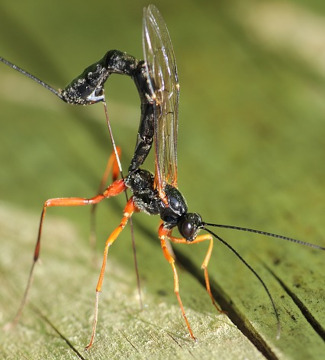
left=203, top=222, right=324, bottom=338
left=203, top=227, right=282, bottom=339
left=203, top=222, right=325, bottom=251
left=0, top=57, right=63, bottom=99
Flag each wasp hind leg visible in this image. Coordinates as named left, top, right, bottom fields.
left=9, top=179, right=126, bottom=331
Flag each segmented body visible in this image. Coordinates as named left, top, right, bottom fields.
left=60, top=49, right=156, bottom=173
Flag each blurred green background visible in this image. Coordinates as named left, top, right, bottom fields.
left=1, top=0, right=325, bottom=359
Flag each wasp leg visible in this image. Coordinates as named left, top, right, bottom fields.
left=97, top=146, right=121, bottom=194
left=85, top=197, right=138, bottom=350
left=158, top=224, right=196, bottom=340
left=11, top=179, right=126, bottom=329
left=90, top=146, right=122, bottom=251
left=166, top=229, right=224, bottom=314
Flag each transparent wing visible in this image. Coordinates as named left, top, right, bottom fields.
left=142, top=4, right=179, bottom=191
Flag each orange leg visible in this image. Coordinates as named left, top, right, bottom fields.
left=90, top=147, right=121, bottom=250
left=158, top=223, right=222, bottom=339
left=90, top=147, right=143, bottom=311
left=158, top=225, right=196, bottom=340
left=168, top=230, right=223, bottom=313
left=85, top=198, right=138, bottom=350
left=11, top=179, right=126, bottom=328
left=97, top=146, right=121, bottom=193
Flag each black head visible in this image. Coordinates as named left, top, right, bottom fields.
left=178, top=213, right=203, bottom=241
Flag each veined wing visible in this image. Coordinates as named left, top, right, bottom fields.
left=142, top=5, right=179, bottom=193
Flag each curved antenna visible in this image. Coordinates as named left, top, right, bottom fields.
left=0, top=56, right=64, bottom=100
left=203, top=227, right=281, bottom=339
left=203, top=222, right=325, bottom=251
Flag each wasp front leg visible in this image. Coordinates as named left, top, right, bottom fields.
left=158, top=224, right=196, bottom=340
left=158, top=223, right=223, bottom=339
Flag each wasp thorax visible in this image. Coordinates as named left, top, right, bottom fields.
left=160, top=185, right=187, bottom=226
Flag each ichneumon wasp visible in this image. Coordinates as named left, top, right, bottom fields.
left=1, top=4, right=325, bottom=350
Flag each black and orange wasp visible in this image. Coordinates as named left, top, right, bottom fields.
left=1, top=4, right=324, bottom=350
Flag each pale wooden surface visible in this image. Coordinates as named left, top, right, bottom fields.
left=0, top=204, right=266, bottom=360
left=0, top=202, right=324, bottom=360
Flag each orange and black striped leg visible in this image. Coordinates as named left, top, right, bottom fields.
left=11, top=179, right=126, bottom=328
left=164, top=226, right=223, bottom=315
left=85, top=197, right=138, bottom=350
left=158, top=224, right=196, bottom=340
left=90, top=147, right=121, bottom=251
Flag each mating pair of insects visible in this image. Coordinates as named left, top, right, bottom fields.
left=1, top=4, right=324, bottom=349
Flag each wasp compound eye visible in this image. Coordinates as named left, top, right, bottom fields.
left=178, top=213, right=202, bottom=241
